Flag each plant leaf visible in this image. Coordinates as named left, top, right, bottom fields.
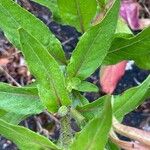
left=70, top=96, right=112, bottom=150
left=19, top=28, right=71, bottom=112
left=0, top=108, right=30, bottom=124
left=116, top=17, right=132, bottom=34
left=104, top=27, right=150, bottom=69
left=31, top=0, right=61, bottom=21
left=74, top=81, right=99, bottom=92
left=0, top=82, right=44, bottom=115
left=0, top=0, right=66, bottom=64
left=72, top=91, right=89, bottom=108
left=0, top=119, right=61, bottom=150
left=67, top=77, right=99, bottom=92
left=67, top=0, right=120, bottom=80
left=57, top=0, right=97, bottom=33
left=0, top=111, right=28, bottom=125
left=113, top=75, right=150, bottom=120
left=78, top=75, right=150, bottom=121
left=77, top=95, right=110, bottom=120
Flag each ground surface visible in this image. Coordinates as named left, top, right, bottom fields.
left=0, top=0, right=150, bottom=149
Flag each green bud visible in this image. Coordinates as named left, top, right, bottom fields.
left=58, top=106, right=68, bottom=117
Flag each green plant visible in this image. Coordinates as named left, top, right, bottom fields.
left=0, top=0, right=150, bottom=149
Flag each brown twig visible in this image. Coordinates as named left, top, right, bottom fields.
left=44, top=110, right=60, bottom=124
left=0, top=66, right=21, bottom=87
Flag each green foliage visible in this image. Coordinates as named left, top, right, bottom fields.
left=19, top=28, right=70, bottom=112
left=0, top=0, right=150, bottom=149
left=0, top=83, right=44, bottom=115
left=71, top=91, right=89, bottom=107
left=67, top=0, right=120, bottom=80
left=113, top=75, right=150, bottom=120
left=0, top=111, right=27, bottom=125
left=104, top=27, right=150, bottom=69
left=116, top=18, right=132, bottom=34
left=57, top=0, right=97, bottom=33
left=75, top=81, right=99, bottom=92
left=78, top=75, right=150, bottom=121
left=77, top=95, right=110, bottom=120
left=0, top=0, right=66, bottom=64
left=70, top=97, right=112, bottom=150
left=0, top=119, right=61, bottom=150
left=67, top=77, right=99, bottom=92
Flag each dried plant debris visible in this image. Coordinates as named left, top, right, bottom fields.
left=138, top=0, right=150, bottom=18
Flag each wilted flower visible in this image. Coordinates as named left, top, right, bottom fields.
left=120, top=0, right=141, bottom=30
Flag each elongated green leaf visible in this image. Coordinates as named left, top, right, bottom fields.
left=0, top=83, right=44, bottom=115
left=67, top=77, right=99, bottom=92
left=70, top=97, right=112, bottom=150
left=104, top=27, right=150, bottom=69
left=78, top=76, right=150, bottom=121
left=32, top=0, right=61, bottom=21
left=116, top=17, right=132, bottom=34
left=57, top=0, right=97, bottom=32
left=77, top=95, right=110, bottom=120
left=0, top=119, right=60, bottom=150
left=144, top=88, right=150, bottom=98
left=72, top=91, right=89, bottom=108
left=75, top=81, right=99, bottom=92
left=113, top=75, right=150, bottom=120
left=0, top=111, right=28, bottom=125
left=0, top=108, right=30, bottom=124
left=0, top=109, right=27, bottom=124
left=67, top=0, right=120, bottom=80
left=19, top=29, right=71, bottom=112
left=0, top=0, right=66, bottom=64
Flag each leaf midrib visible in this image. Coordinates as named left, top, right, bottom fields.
left=74, top=0, right=84, bottom=33
left=27, top=39, right=62, bottom=106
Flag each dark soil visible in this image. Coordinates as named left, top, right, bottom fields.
left=0, top=0, right=150, bottom=149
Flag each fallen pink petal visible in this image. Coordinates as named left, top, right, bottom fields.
left=100, top=61, right=127, bottom=94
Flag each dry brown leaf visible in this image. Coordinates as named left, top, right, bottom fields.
left=113, top=118, right=150, bottom=147
left=110, top=131, right=150, bottom=150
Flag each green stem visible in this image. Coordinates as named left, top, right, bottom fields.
left=58, top=113, right=73, bottom=149
left=70, top=108, right=86, bottom=128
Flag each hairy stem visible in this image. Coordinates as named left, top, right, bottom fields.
left=58, top=113, right=73, bottom=149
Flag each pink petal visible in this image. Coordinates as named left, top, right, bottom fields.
left=100, top=61, right=127, bottom=94
left=120, top=0, right=141, bottom=30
